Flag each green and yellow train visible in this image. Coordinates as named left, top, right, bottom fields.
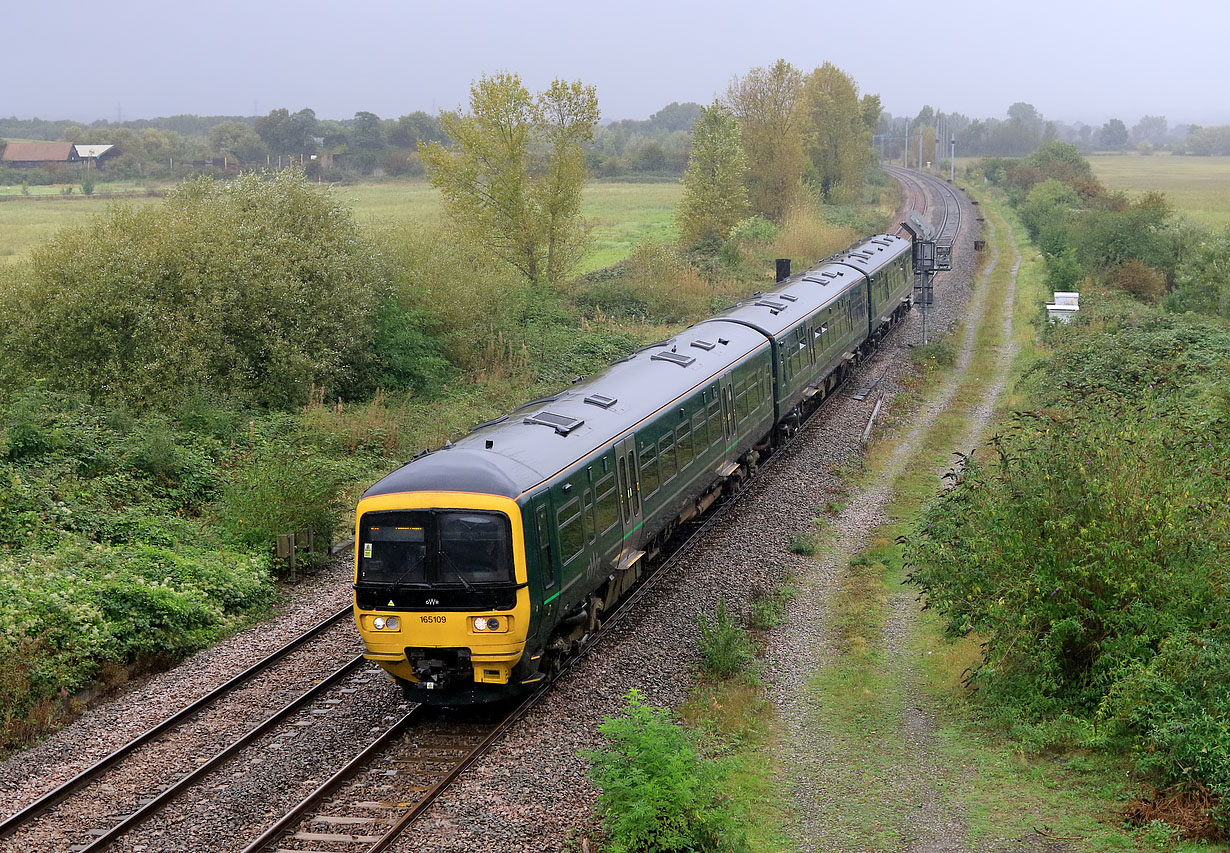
left=353, top=234, right=914, bottom=703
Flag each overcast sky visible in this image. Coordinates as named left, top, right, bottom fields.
left=6, top=0, right=1228, bottom=128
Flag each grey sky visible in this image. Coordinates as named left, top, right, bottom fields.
left=6, top=0, right=1228, bottom=128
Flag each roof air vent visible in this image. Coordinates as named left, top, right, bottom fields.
left=778, top=293, right=798, bottom=302
left=690, top=339, right=716, bottom=351
left=651, top=351, right=696, bottom=367
left=523, top=411, right=585, bottom=435
left=584, top=393, right=617, bottom=409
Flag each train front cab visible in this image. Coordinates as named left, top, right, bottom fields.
left=352, top=490, right=535, bottom=704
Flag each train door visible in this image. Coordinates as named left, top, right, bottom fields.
left=719, top=372, right=737, bottom=444
left=613, top=435, right=642, bottom=558
left=528, top=492, right=558, bottom=632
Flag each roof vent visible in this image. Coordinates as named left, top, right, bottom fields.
left=755, top=299, right=787, bottom=310
left=523, top=411, right=585, bottom=435
left=584, top=393, right=617, bottom=409
left=690, top=339, right=716, bottom=351
left=778, top=293, right=799, bottom=302
left=651, top=351, right=696, bottom=367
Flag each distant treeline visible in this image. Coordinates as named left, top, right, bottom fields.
left=0, top=103, right=703, bottom=183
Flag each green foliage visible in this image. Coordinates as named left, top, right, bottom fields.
left=802, top=62, right=876, bottom=202
left=80, top=173, right=95, bottom=195
left=907, top=306, right=1230, bottom=802
left=1109, top=625, right=1230, bottom=829
left=749, top=584, right=794, bottom=631
left=0, top=539, right=272, bottom=750
left=698, top=599, right=754, bottom=679
left=726, top=60, right=807, bottom=221
left=676, top=101, right=749, bottom=249
left=1166, top=226, right=1230, bottom=319
left=788, top=532, right=819, bottom=555
left=1, top=171, right=393, bottom=409
left=421, top=73, right=600, bottom=287
left=214, top=438, right=344, bottom=565
left=586, top=689, right=748, bottom=853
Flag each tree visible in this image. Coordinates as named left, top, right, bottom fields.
left=209, top=121, right=264, bottom=162
left=421, top=73, right=600, bottom=287
left=1099, top=118, right=1129, bottom=150
left=389, top=111, right=446, bottom=148
left=802, top=62, right=875, bottom=201
left=726, top=59, right=807, bottom=221
left=1133, top=115, right=1168, bottom=145
left=255, top=108, right=318, bottom=154
left=676, top=101, right=749, bottom=248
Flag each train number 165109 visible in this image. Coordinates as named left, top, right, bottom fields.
left=420, top=615, right=447, bottom=624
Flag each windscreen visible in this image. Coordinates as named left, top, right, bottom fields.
left=357, top=509, right=514, bottom=587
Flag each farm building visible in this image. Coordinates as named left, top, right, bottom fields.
left=0, top=141, right=80, bottom=167
left=0, top=142, right=117, bottom=169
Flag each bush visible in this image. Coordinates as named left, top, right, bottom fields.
left=1110, top=259, right=1167, bottom=303
left=0, top=539, right=272, bottom=750
left=586, top=689, right=747, bottom=853
left=907, top=306, right=1230, bottom=763
left=1110, top=625, right=1230, bottom=831
left=698, top=599, right=754, bottom=679
left=2, top=171, right=389, bottom=408
left=214, top=440, right=345, bottom=564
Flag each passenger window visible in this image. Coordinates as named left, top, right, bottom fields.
left=640, top=444, right=659, bottom=496
left=707, top=399, right=722, bottom=445
left=692, top=413, right=706, bottom=454
left=659, top=435, right=677, bottom=481
left=677, top=422, right=691, bottom=466
left=595, top=473, right=618, bottom=534
left=557, top=498, right=583, bottom=564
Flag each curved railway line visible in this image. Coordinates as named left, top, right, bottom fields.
left=0, top=166, right=967, bottom=853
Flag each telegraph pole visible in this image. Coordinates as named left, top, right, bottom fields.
left=951, top=134, right=956, bottom=182
left=904, top=118, right=909, bottom=167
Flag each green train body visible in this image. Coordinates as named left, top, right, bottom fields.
left=353, top=235, right=914, bottom=704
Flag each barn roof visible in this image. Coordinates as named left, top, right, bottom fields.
left=0, top=141, right=77, bottom=162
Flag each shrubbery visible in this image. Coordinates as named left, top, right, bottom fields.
left=587, top=689, right=747, bottom=853
left=0, top=171, right=449, bottom=408
left=907, top=302, right=1229, bottom=827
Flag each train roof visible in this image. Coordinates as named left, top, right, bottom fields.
left=363, top=320, right=771, bottom=501
left=708, top=261, right=864, bottom=339
left=829, top=234, right=911, bottom=274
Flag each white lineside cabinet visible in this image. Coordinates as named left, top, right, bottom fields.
left=1045, top=291, right=1080, bottom=323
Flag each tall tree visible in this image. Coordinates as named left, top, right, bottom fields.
left=726, top=59, right=806, bottom=221
left=802, top=63, right=875, bottom=201
left=420, top=73, right=599, bottom=286
left=1099, top=118, right=1129, bottom=150
left=676, top=101, right=749, bottom=248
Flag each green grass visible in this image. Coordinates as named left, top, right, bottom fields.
left=1087, top=153, right=1230, bottom=228
left=0, top=178, right=680, bottom=270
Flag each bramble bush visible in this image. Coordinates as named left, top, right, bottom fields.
left=907, top=304, right=1230, bottom=825
left=586, top=689, right=747, bottom=853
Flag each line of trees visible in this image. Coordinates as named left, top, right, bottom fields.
left=677, top=59, right=879, bottom=250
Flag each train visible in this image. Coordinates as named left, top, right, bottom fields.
left=353, top=233, right=914, bottom=703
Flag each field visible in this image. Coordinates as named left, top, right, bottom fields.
left=0, top=179, right=681, bottom=270
left=1087, top=153, right=1230, bottom=228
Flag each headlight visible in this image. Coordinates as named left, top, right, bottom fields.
left=385, top=616, right=399, bottom=630
left=473, top=616, right=487, bottom=631
left=373, top=616, right=386, bottom=630
left=486, top=617, right=500, bottom=631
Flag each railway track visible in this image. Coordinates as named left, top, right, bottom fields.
left=0, top=606, right=360, bottom=852
left=1, top=169, right=969, bottom=853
